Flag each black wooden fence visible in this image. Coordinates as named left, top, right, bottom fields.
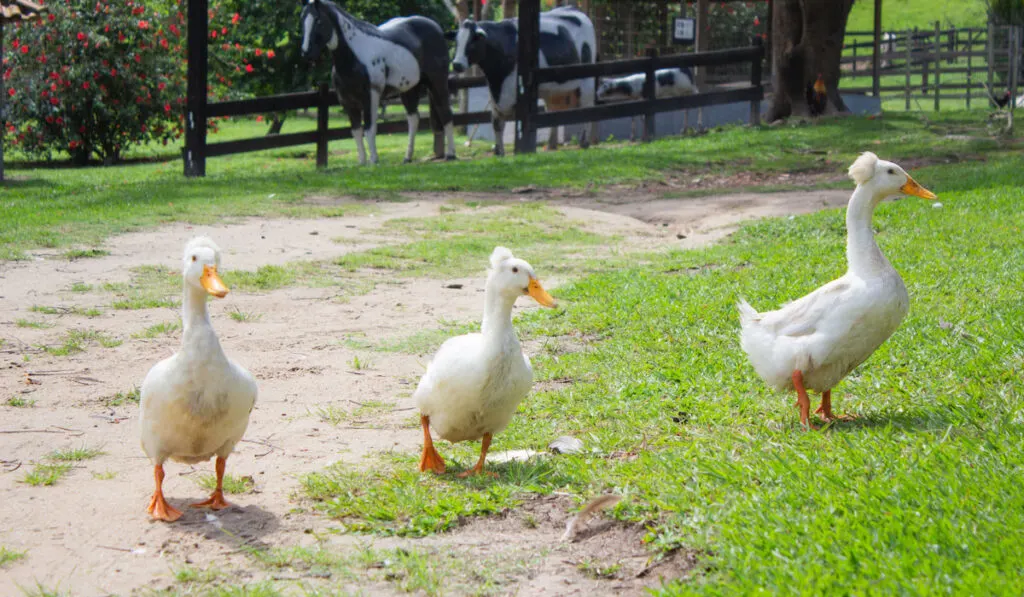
left=182, top=0, right=763, bottom=177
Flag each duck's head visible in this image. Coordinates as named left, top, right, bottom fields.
left=847, top=151, right=936, bottom=201
left=182, top=236, right=229, bottom=298
left=487, top=246, right=556, bottom=308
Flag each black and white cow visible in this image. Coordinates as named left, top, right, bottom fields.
left=299, top=0, right=455, bottom=165
left=450, top=6, right=597, bottom=156
left=596, top=67, right=698, bottom=102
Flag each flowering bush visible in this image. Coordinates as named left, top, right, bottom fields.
left=3, top=1, right=189, bottom=164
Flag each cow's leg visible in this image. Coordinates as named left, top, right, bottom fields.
left=426, top=78, right=456, bottom=160
left=491, top=112, right=506, bottom=157
left=400, top=92, right=420, bottom=164
left=579, top=83, right=595, bottom=149
left=365, top=89, right=381, bottom=165
left=343, top=102, right=366, bottom=166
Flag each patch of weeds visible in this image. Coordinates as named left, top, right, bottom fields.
left=133, top=321, right=181, bottom=339
left=252, top=546, right=355, bottom=582
left=92, top=471, right=117, bottom=480
left=40, top=329, right=121, bottom=356
left=29, top=305, right=103, bottom=318
left=376, top=320, right=475, bottom=355
left=312, top=404, right=349, bottom=426
left=223, top=264, right=295, bottom=291
left=16, top=319, right=54, bottom=329
left=353, top=400, right=391, bottom=418
left=111, top=296, right=178, bottom=310
left=0, top=546, right=26, bottom=568
left=19, top=583, right=69, bottom=597
left=22, top=463, right=72, bottom=486
left=104, top=386, right=140, bottom=407
left=577, top=559, right=622, bottom=579
left=349, top=355, right=372, bottom=371
left=360, top=547, right=448, bottom=596
left=62, top=248, right=109, bottom=260
left=5, top=396, right=36, bottom=408
left=69, top=282, right=93, bottom=293
left=106, top=265, right=179, bottom=310
left=29, top=305, right=60, bottom=315
left=173, top=565, right=224, bottom=585
left=49, top=446, right=104, bottom=462
left=229, top=308, right=262, bottom=323
left=339, top=334, right=375, bottom=351
left=300, top=458, right=559, bottom=537
left=197, top=473, right=254, bottom=494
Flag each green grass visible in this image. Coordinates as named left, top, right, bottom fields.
left=0, top=546, right=26, bottom=568
left=22, top=463, right=73, bottom=487
left=68, top=282, right=93, bottom=293
left=29, top=304, right=103, bottom=318
left=133, top=321, right=182, bottom=338
left=1, top=113, right=1013, bottom=260
left=5, top=396, right=36, bottom=408
left=19, top=584, right=69, bottom=597
left=298, top=154, right=1024, bottom=594
left=103, top=386, right=140, bottom=407
left=16, top=319, right=54, bottom=329
left=228, top=308, right=262, bottom=323
left=61, top=248, right=109, bottom=260
left=92, top=471, right=117, bottom=480
left=40, top=329, right=121, bottom=356
left=196, top=474, right=255, bottom=495
left=847, top=0, right=987, bottom=32
left=48, top=446, right=104, bottom=462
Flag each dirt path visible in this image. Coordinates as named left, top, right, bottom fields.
left=0, top=188, right=849, bottom=596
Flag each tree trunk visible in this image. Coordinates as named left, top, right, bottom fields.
left=767, top=0, right=855, bottom=121
left=502, top=0, right=516, bottom=20
left=456, top=0, right=470, bottom=21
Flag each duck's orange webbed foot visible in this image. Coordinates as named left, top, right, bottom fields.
left=792, top=371, right=819, bottom=431
left=457, top=465, right=498, bottom=479
left=815, top=390, right=858, bottom=422
left=419, top=415, right=446, bottom=474
left=457, top=433, right=497, bottom=478
left=147, top=464, right=183, bottom=522
left=190, top=490, right=232, bottom=510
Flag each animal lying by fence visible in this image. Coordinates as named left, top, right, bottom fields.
left=596, top=67, right=698, bottom=102
left=299, top=0, right=455, bottom=165
left=450, top=6, right=597, bottom=155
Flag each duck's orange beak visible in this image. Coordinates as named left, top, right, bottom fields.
left=900, top=176, right=937, bottom=200
left=200, top=265, right=229, bottom=298
left=527, top=278, right=556, bottom=308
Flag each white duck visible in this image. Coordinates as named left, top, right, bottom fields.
left=738, top=152, right=936, bottom=429
left=139, top=237, right=258, bottom=521
left=415, top=247, right=556, bottom=477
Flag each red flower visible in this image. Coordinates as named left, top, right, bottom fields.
left=82, top=81, right=90, bottom=90
left=255, top=48, right=262, bottom=57
left=164, top=102, right=172, bottom=113
left=79, top=126, right=87, bottom=133
left=235, top=43, right=242, bottom=50
left=134, top=54, right=141, bottom=63
left=210, top=30, right=217, bottom=39
left=221, top=27, right=228, bottom=35
left=160, top=38, right=169, bottom=49
left=111, top=68, right=117, bottom=76
left=267, top=50, right=276, bottom=59
left=77, top=32, right=86, bottom=41
left=158, top=82, right=166, bottom=91
left=138, top=20, right=150, bottom=29
left=245, top=64, right=254, bottom=73
left=169, top=24, right=180, bottom=37
left=50, top=96, right=59, bottom=105
left=104, top=24, right=110, bottom=33
left=119, top=32, right=127, bottom=42
left=94, top=72, right=100, bottom=80
left=7, top=88, right=14, bottom=97
left=45, top=115, right=54, bottom=124
left=256, top=115, right=264, bottom=122
left=69, top=140, right=80, bottom=150
left=20, top=45, right=29, bottom=54
left=231, top=12, right=240, bottom=24
left=50, top=83, right=56, bottom=91
left=221, top=43, right=230, bottom=50
left=753, top=16, right=760, bottom=25
left=48, top=13, right=55, bottom=21
left=56, top=117, right=63, bottom=125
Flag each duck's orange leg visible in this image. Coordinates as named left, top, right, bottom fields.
left=458, top=433, right=498, bottom=478
left=191, top=456, right=232, bottom=510
left=419, top=415, right=446, bottom=474
left=815, top=390, right=858, bottom=422
left=792, top=371, right=818, bottom=431
left=147, top=464, right=183, bottom=522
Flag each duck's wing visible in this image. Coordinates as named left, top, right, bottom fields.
left=758, top=277, right=858, bottom=338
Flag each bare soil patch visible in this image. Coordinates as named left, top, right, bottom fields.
left=0, top=185, right=848, bottom=595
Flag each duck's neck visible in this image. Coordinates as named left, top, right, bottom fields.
left=181, top=283, right=217, bottom=342
left=846, top=184, right=891, bottom=277
left=480, top=285, right=517, bottom=342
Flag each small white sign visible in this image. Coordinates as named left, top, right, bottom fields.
left=673, top=18, right=696, bottom=44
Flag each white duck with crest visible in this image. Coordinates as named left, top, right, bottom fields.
left=138, top=237, right=258, bottom=521
left=415, top=247, right=556, bottom=477
left=738, top=152, right=936, bottom=428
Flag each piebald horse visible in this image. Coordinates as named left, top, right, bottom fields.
left=300, top=0, right=455, bottom=165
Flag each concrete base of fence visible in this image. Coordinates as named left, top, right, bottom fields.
left=464, top=88, right=881, bottom=144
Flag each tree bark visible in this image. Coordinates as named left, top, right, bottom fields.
left=456, top=0, right=470, bottom=21
left=767, top=0, right=855, bottom=121
left=502, top=0, right=516, bottom=20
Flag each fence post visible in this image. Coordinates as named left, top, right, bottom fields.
left=905, top=28, right=912, bottom=109
left=853, top=42, right=857, bottom=75
left=966, top=30, right=973, bottom=109
left=947, top=26, right=956, bottom=64
left=934, top=20, right=941, bottom=111
left=920, top=27, right=929, bottom=92
left=872, top=0, right=881, bottom=97
left=750, top=36, right=763, bottom=126
left=643, top=48, right=657, bottom=142
left=514, top=0, right=540, bottom=154
left=184, top=0, right=209, bottom=177
left=987, top=20, right=995, bottom=103
left=316, top=83, right=329, bottom=169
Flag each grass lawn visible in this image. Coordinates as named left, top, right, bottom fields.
left=299, top=146, right=1024, bottom=593
left=0, top=111, right=1011, bottom=260
left=846, top=0, right=987, bottom=32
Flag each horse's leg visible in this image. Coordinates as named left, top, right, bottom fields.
left=343, top=102, right=366, bottom=166
left=400, top=92, right=420, bottom=164
left=365, top=89, right=381, bottom=165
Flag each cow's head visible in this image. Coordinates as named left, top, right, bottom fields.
left=452, top=19, right=487, bottom=73
left=299, top=0, right=335, bottom=62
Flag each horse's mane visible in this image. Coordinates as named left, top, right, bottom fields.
left=313, top=0, right=389, bottom=42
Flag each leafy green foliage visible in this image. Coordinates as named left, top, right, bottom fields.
left=0, top=546, right=26, bottom=568
left=3, top=1, right=186, bottom=164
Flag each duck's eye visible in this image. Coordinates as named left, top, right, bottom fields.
left=191, top=255, right=197, bottom=262
left=887, top=168, right=895, bottom=175
left=512, top=267, right=519, bottom=274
